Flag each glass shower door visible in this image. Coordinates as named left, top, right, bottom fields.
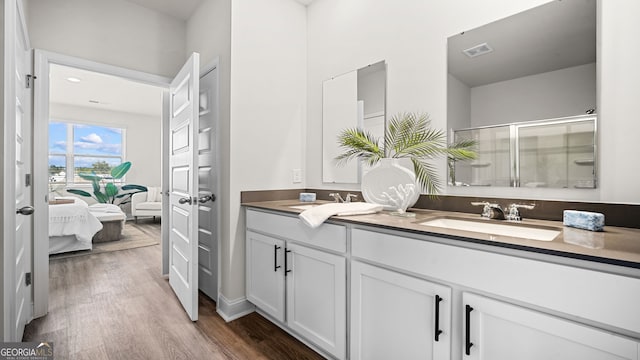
left=517, top=119, right=595, bottom=188
left=453, top=125, right=511, bottom=187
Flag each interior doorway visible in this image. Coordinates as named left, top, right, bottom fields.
left=32, top=51, right=221, bottom=320
left=32, top=51, right=170, bottom=318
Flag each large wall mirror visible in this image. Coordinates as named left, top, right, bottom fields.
left=322, top=61, right=386, bottom=183
left=447, top=0, right=597, bottom=189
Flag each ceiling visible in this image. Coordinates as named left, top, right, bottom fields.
left=50, top=64, right=164, bottom=117
left=124, top=0, right=314, bottom=21
left=124, top=0, right=204, bottom=20
left=448, top=0, right=596, bottom=88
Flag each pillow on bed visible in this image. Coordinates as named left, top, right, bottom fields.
left=55, top=196, right=88, bottom=207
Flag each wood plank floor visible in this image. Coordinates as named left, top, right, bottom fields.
left=23, top=235, right=324, bottom=359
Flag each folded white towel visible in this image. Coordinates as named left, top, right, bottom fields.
left=299, top=202, right=383, bottom=229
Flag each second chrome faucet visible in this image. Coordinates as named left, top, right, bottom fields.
left=471, top=201, right=535, bottom=221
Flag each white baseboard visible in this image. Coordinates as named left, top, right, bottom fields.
left=216, top=293, right=255, bottom=322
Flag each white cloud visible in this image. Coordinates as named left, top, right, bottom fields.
left=73, top=142, right=121, bottom=155
left=81, top=133, right=103, bottom=144
left=53, top=140, right=66, bottom=150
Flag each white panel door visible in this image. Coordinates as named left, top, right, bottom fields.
left=322, top=70, right=358, bottom=183
left=197, top=66, right=218, bottom=301
left=286, top=243, right=346, bottom=360
left=245, top=231, right=285, bottom=322
left=169, top=53, right=200, bottom=321
left=351, top=261, right=451, bottom=360
left=6, top=0, right=34, bottom=341
left=463, top=292, right=640, bottom=360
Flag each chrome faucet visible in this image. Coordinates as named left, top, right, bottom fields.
left=471, top=201, right=505, bottom=220
left=329, top=193, right=345, bottom=203
left=505, top=203, right=535, bottom=221
left=345, top=193, right=358, bottom=203
left=329, top=192, right=359, bottom=203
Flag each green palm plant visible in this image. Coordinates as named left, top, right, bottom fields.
left=447, top=137, right=478, bottom=186
left=67, top=161, right=147, bottom=206
left=336, top=112, right=477, bottom=195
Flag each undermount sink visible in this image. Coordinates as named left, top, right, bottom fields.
left=417, top=217, right=561, bottom=241
left=287, top=203, right=320, bottom=210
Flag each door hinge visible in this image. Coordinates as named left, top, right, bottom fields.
left=25, top=272, right=32, bottom=286
left=25, top=173, right=31, bottom=187
left=26, top=74, right=37, bottom=89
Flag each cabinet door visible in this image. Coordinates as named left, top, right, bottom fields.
left=351, top=261, right=451, bottom=360
left=246, top=231, right=285, bottom=322
left=463, top=292, right=640, bottom=360
left=286, top=243, right=346, bottom=360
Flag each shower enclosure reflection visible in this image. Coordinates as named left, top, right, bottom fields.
left=452, top=115, right=596, bottom=189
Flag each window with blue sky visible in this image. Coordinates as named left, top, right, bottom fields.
left=49, top=121, right=125, bottom=184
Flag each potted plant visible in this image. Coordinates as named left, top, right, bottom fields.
left=336, top=112, right=477, bottom=198
left=67, top=161, right=148, bottom=206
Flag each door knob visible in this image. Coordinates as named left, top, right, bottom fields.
left=198, top=194, right=216, bottom=203
left=178, top=197, right=193, bottom=205
left=16, top=206, right=35, bottom=215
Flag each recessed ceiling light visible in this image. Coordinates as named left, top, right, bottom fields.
left=88, top=100, right=100, bottom=104
left=66, top=77, right=81, bottom=83
left=463, top=43, right=494, bottom=58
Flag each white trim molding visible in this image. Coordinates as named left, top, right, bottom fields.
left=216, top=293, right=254, bottom=322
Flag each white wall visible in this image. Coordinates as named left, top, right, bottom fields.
left=447, top=74, right=471, bottom=131
left=186, top=0, right=306, bottom=303
left=26, top=0, right=186, bottom=77
left=49, top=103, right=162, bottom=187
left=307, top=0, right=640, bottom=204
left=470, top=63, right=596, bottom=127
left=227, top=0, right=307, bottom=301
left=599, top=0, right=640, bottom=204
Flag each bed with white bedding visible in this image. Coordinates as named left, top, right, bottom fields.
left=49, top=198, right=103, bottom=254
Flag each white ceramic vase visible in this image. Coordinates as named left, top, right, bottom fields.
left=361, top=158, right=420, bottom=212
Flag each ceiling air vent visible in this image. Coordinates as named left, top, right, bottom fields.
left=463, top=43, right=493, bottom=58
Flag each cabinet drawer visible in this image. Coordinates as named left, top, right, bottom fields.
left=352, top=228, right=640, bottom=335
left=463, top=292, right=640, bottom=360
left=246, top=209, right=347, bottom=253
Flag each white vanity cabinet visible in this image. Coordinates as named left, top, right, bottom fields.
left=462, top=292, right=640, bottom=360
left=245, top=207, right=640, bottom=360
left=351, top=227, right=640, bottom=360
left=350, top=260, right=451, bottom=360
left=245, top=209, right=347, bottom=360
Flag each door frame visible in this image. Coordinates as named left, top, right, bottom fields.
left=32, top=51, right=170, bottom=317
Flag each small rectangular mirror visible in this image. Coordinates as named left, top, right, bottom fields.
left=322, top=61, right=386, bottom=183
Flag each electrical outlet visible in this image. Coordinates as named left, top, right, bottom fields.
left=292, top=169, right=302, bottom=183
